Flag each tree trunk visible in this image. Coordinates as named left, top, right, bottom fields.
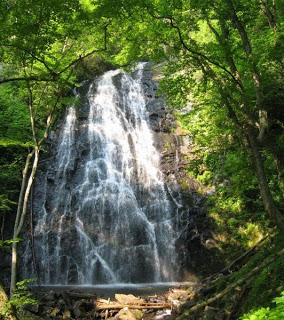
left=204, top=11, right=283, bottom=233
left=10, top=147, right=39, bottom=298
left=10, top=241, right=18, bottom=299
left=225, top=0, right=268, bottom=140
left=246, top=127, right=284, bottom=233
left=260, top=0, right=278, bottom=31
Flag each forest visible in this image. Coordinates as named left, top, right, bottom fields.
left=0, top=0, right=284, bottom=319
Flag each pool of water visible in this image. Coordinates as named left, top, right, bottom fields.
left=31, top=282, right=196, bottom=298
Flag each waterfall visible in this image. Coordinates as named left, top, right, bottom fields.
left=29, top=63, right=180, bottom=285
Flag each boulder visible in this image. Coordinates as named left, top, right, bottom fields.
left=115, top=294, right=145, bottom=305
left=114, top=307, right=143, bottom=320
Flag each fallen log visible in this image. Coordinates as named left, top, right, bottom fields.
left=69, top=292, right=97, bottom=299
left=177, top=247, right=284, bottom=320
left=122, top=302, right=169, bottom=306
left=202, top=233, right=270, bottom=283
left=95, top=302, right=172, bottom=311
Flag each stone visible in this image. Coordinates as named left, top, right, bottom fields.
left=58, top=298, right=66, bottom=307
left=114, top=307, right=143, bottom=320
left=62, top=309, right=72, bottom=319
left=203, top=306, right=218, bottom=320
left=115, top=294, right=145, bottom=305
left=23, top=303, right=39, bottom=314
left=73, top=299, right=93, bottom=318
left=61, top=290, right=72, bottom=306
left=43, top=290, right=56, bottom=301
left=50, top=307, right=60, bottom=316
left=18, top=310, right=42, bottom=320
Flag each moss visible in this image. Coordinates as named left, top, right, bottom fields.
left=180, top=179, right=189, bottom=191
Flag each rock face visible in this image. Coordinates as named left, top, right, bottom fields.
left=19, top=62, right=222, bottom=286
left=140, top=64, right=223, bottom=277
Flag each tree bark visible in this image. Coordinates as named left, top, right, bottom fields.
left=246, top=127, right=284, bottom=232
left=9, top=68, right=75, bottom=298
left=225, top=0, right=268, bottom=141
left=260, top=0, right=278, bottom=31
left=10, top=147, right=40, bottom=298
left=202, top=233, right=270, bottom=283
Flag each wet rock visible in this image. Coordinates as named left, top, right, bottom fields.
left=73, top=299, right=93, bottom=318
left=43, top=290, right=56, bottom=301
left=23, top=303, right=39, bottom=314
left=155, top=309, right=174, bottom=320
left=61, top=291, right=72, bottom=306
left=58, top=298, right=66, bottom=308
left=18, top=310, right=43, bottom=320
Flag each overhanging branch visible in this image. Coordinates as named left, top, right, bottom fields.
left=0, top=22, right=110, bottom=85
left=169, top=18, right=242, bottom=86
left=145, top=6, right=241, bottom=86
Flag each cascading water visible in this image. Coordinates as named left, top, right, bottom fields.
left=27, top=63, right=181, bottom=285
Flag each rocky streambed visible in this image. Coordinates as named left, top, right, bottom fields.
left=22, top=285, right=193, bottom=320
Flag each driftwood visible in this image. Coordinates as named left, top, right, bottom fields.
left=202, top=233, right=270, bottom=283
left=177, top=247, right=284, bottom=320
left=95, top=301, right=172, bottom=311
left=104, top=298, right=110, bottom=320
left=69, top=292, right=97, bottom=299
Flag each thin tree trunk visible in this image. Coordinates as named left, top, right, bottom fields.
left=9, top=69, right=74, bottom=298
left=225, top=0, right=268, bottom=140
left=202, top=233, right=270, bottom=283
left=246, top=127, right=284, bottom=232
left=10, top=241, right=18, bottom=299
left=10, top=151, right=34, bottom=298
left=260, top=0, right=278, bottom=31
left=202, top=19, right=284, bottom=233
left=10, top=146, right=39, bottom=298
left=30, top=185, right=40, bottom=286
left=1, top=212, right=5, bottom=241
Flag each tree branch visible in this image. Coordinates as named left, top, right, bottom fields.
left=202, top=233, right=270, bottom=283
left=0, top=76, right=56, bottom=84
left=169, top=18, right=241, bottom=86
left=0, top=22, right=110, bottom=85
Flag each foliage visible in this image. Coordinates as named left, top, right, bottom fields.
left=0, top=239, right=20, bottom=248
left=240, top=291, right=284, bottom=320
left=0, top=145, right=26, bottom=223
left=170, top=98, right=269, bottom=258
left=2, top=279, right=37, bottom=315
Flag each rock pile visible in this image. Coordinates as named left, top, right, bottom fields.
left=22, top=290, right=183, bottom=320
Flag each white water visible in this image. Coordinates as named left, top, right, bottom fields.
left=29, top=63, right=179, bottom=285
